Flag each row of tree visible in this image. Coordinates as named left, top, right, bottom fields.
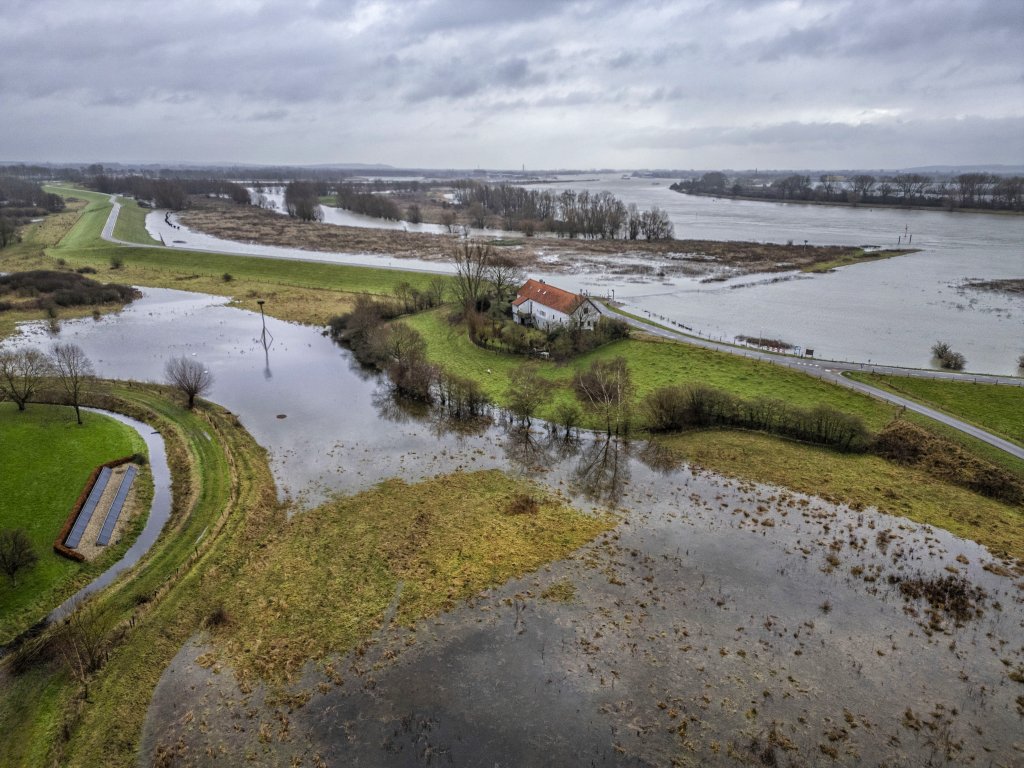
left=91, top=175, right=251, bottom=210
left=674, top=172, right=1024, bottom=210
left=283, top=181, right=323, bottom=221
left=334, top=183, right=402, bottom=220
left=0, top=176, right=66, bottom=248
left=451, top=181, right=675, bottom=240
left=0, top=344, right=214, bottom=422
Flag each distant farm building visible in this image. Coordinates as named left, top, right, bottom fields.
left=512, top=279, right=600, bottom=331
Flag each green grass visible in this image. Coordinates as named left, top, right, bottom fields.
left=0, top=387, right=610, bottom=767
left=219, top=470, right=611, bottom=683
left=112, top=197, right=159, bottom=245
left=402, top=309, right=899, bottom=430
left=848, top=373, right=1024, bottom=447
left=802, top=249, right=910, bottom=273
left=0, top=403, right=145, bottom=643
left=662, top=430, right=1024, bottom=560
left=0, top=384, right=275, bottom=767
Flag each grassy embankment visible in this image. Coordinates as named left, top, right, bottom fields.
left=847, top=373, right=1024, bottom=447
left=403, top=309, right=897, bottom=430
left=112, top=196, right=159, bottom=245
left=402, top=310, right=1024, bottom=556
left=801, top=249, right=913, bottom=273
left=0, top=384, right=610, bottom=767
left=4, top=186, right=448, bottom=327
left=0, top=403, right=147, bottom=644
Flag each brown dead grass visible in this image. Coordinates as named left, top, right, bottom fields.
left=215, top=470, right=613, bottom=684
left=181, top=198, right=877, bottom=276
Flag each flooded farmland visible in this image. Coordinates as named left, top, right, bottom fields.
left=5, top=288, right=1021, bottom=766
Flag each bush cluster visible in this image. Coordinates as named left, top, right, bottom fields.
left=0, top=270, right=138, bottom=312
left=469, top=312, right=629, bottom=361
left=871, top=420, right=1023, bottom=505
left=642, top=383, right=870, bottom=451
left=931, top=341, right=966, bottom=370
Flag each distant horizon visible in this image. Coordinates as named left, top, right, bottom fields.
left=3, top=160, right=1023, bottom=177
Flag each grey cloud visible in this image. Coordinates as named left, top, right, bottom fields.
left=0, top=0, right=1020, bottom=167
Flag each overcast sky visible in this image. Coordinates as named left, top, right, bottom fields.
left=2, top=0, right=1022, bottom=169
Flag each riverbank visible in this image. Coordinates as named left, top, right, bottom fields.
left=180, top=197, right=900, bottom=278
left=676, top=188, right=1024, bottom=216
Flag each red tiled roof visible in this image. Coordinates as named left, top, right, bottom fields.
left=512, top=279, right=586, bottom=314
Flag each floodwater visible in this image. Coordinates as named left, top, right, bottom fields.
left=4, top=289, right=1020, bottom=764
left=526, top=176, right=1024, bottom=375
left=140, top=435, right=1024, bottom=766
left=251, top=185, right=521, bottom=239
left=149, top=175, right=1024, bottom=374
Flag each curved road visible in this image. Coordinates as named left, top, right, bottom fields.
left=595, top=304, right=1024, bottom=461
left=92, top=193, right=1024, bottom=461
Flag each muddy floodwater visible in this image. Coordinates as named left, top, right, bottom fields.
left=3, top=289, right=1022, bottom=765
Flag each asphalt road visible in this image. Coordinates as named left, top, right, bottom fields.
left=596, top=303, right=1024, bottom=461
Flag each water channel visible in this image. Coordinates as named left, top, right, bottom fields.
left=48, top=408, right=171, bottom=620
left=4, top=288, right=1021, bottom=764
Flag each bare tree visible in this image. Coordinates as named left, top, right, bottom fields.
left=51, top=343, right=95, bottom=424
left=440, top=209, right=458, bottom=233
left=572, top=357, right=633, bottom=435
left=486, top=253, right=525, bottom=303
left=0, top=348, right=53, bottom=411
left=851, top=174, right=876, bottom=200
left=165, top=356, right=214, bottom=409
left=0, top=529, right=38, bottom=585
left=425, top=276, right=448, bottom=307
left=505, top=364, right=555, bottom=425
left=56, top=597, right=118, bottom=699
left=451, top=241, right=492, bottom=311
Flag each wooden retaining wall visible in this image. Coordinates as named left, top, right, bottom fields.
left=53, top=456, right=136, bottom=562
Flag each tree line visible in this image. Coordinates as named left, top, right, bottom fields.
left=452, top=181, right=674, bottom=239
left=0, top=176, right=66, bottom=248
left=674, top=171, right=1024, bottom=211
left=90, top=175, right=251, bottom=211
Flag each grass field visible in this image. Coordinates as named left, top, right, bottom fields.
left=0, top=187, right=454, bottom=330
left=0, top=403, right=145, bottom=643
left=402, top=309, right=898, bottom=430
left=219, top=470, right=611, bottom=683
left=848, top=372, right=1024, bottom=447
left=112, top=197, right=159, bottom=245
left=662, top=429, right=1024, bottom=560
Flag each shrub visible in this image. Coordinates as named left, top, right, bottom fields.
left=641, top=383, right=869, bottom=451
left=222, top=272, right=233, bottom=282
left=436, top=371, right=489, bottom=418
left=505, top=494, right=540, bottom=516
left=76, top=266, right=97, bottom=274
left=931, top=340, right=966, bottom=370
left=109, top=255, right=124, bottom=270
left=872, top=420, right=1024, bottom=505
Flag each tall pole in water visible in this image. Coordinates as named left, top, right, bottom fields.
left=257, top=300, right=267, bottom=344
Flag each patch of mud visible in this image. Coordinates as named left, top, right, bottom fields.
left=141, top=438, right=1024, bottom=766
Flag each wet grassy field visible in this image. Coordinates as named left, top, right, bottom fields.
left=0, top=403, right=144, bottom=643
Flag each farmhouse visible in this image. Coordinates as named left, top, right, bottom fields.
left=512, top=278, right=600, bottom=331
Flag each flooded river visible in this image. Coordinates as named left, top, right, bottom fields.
left=149, top=176, right=1024, bottom=374
left=4, top=288, right=1021, bottom=765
